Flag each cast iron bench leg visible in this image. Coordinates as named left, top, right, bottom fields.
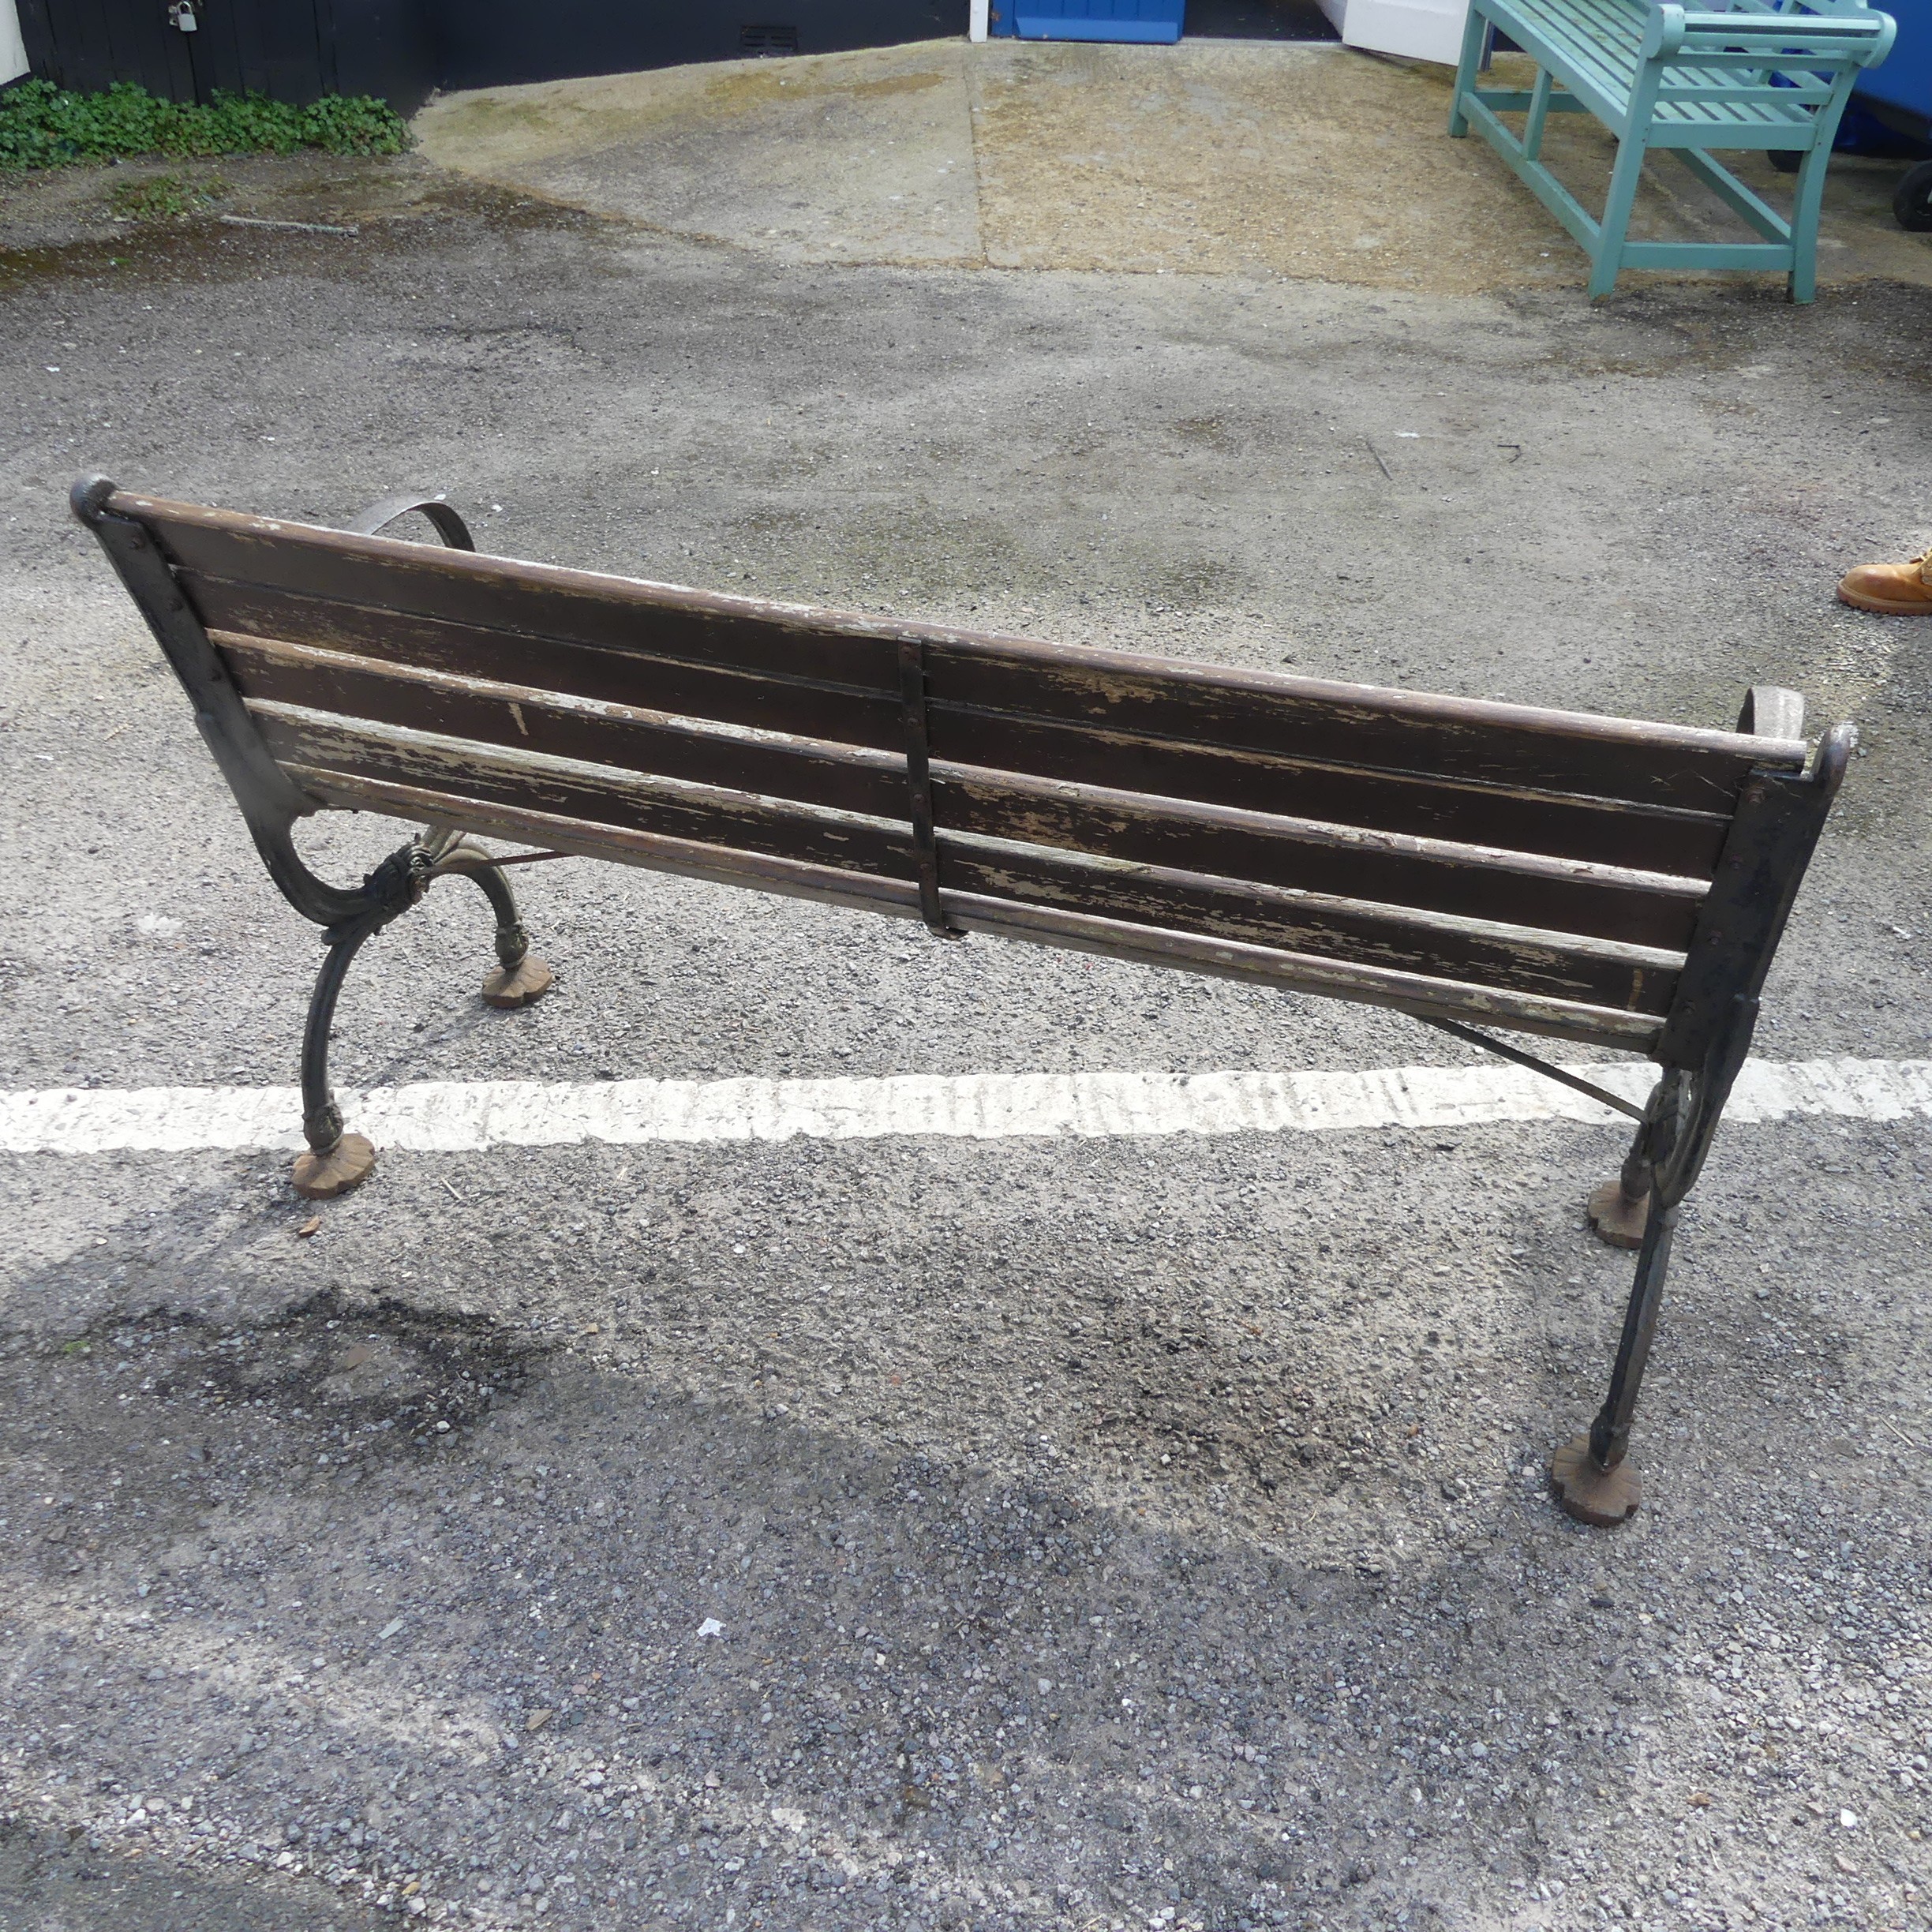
left=1552, top=1186, right=1679, bottom=1525
left=433, top=837, right=554, bottom=1009
left=1556, top=1007, right=1753, bottom=1525
left=290, top=833, right=556, bottom=1200
left=1587, top=1108, right=1655, bottom=1249
left=1558, top=1078, right=1680, bottom=1526
left=294, top=915, right=384, bottom=1200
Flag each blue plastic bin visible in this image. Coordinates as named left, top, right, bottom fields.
left=988, top=0, right=1187, bottom=43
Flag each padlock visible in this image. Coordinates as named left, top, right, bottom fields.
left=168, top=0, right=199, bottom=30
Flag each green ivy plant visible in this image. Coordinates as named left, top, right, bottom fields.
left=0, top=80, right=411, bottom=172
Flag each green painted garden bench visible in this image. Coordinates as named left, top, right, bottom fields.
left=1450, top=0, right=1896, bottom=300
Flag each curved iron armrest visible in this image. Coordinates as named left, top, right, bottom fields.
left=260, top=489, right=477, bottom=923
left=344, top=491, right=477, bottom=550
left=70, top=475, right=486, bottom=934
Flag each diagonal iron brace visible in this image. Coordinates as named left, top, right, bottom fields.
left=1417, top=1014, right=1646, bottom=1121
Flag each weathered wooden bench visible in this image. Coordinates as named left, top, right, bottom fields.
left=1450, top=0, right=1896, bottom=300
left=74, top=475, right=1854, bottom=1528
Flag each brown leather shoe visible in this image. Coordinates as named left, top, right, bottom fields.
left=1837, top=549, right=1932, bottom=613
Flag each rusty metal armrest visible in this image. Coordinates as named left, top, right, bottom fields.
left=344, top=490, right=477, bottom=550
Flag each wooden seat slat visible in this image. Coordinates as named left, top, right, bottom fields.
left=249, top=705, right=1680, bottom=1010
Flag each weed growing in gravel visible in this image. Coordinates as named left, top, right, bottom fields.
left=0, top=80, right=410, bottom=171
left=106, top=171, right=229, bottom=220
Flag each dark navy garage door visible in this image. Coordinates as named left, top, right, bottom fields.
left=423, top=0, right=960, bottom=91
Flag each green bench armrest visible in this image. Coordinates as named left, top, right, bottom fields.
left=1642, top=2, right=1897, bottom=66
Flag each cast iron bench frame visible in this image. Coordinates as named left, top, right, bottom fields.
left=1450, top=0, right=1896, bottom=301
left=75, top=474, right=1853, bottom=1529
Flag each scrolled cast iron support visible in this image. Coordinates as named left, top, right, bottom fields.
left=292, top=839, right=436, bottom=1199
left=429, top=838, right=555, bottom=1008
left=344, top=491, right=477, bottom=550
left=71, top=476, right=558, bottom=1201
left=71, top=477, right=374, bottom=930
left=1557, top=712, right=1855, bottom=1526
left=290, top=834, right=556, bottom=1197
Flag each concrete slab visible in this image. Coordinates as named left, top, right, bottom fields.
left=414, top=37, right=1932, bottom=298
left=415, top=40, right=983, bottom=267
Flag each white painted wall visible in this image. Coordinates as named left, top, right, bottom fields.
left=1318, top=0, right=1469, bottom=66
left=2, top=0, right=30, bottom=87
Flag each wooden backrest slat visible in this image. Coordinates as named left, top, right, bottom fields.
left=227, top=635, right=1702, bottom=950
left=117, top=490, right=1835, bottom=1043
left=204, top=583, right=1732, bottom=875
left=938, top=769, right=1702, bottom=950
left=131, top=492, right=1803, bottom=813
left=255, top=706, right=1679, bottom=1015
left=221, top=635, right=910, bottom=823
left=253, top=706, right=911, bottom=883
left=919, top=642, right=1796, bottom=813
left=192, top=579, right=905, bottom=753
left=927, top=710, right=1733, bottom=877
left=144, top=502, right=903, bottom=696
left=289, top=760, right=1668, bottom=1050
left=938, top=843, right=1679, bottom=1016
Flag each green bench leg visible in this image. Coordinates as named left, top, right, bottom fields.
left=1588, top=132, right=1649, bottom=300
left=1449, top=2, right=1489, bottom=138
left=1522, top=67, right=1555, bottom=162
left=1787, top=141, right=1832, bottom=303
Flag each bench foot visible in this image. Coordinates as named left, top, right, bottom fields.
left=1586, top=1177, right=1650, bottom=1249
left=482, top=953, right=553, bottom=1009
left=436, top=840, right=554, bottom=1010
left=293, top=1132, right=376, bottom=1200
left=1550, top=1432, right=1642, bottom=1526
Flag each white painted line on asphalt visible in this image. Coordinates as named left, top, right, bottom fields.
left=1, top=1058, right=1927, bottom=1157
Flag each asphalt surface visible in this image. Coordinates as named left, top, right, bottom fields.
left=2, top=157, right=1930, bottom=1932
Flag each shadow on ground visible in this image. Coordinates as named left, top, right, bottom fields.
left=2, top=1137, right=1926, bottom=1932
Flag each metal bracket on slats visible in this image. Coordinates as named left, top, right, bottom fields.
left=898, top=638, right=963, bottom=940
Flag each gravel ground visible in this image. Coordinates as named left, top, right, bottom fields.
left=2, top=157, right=1930, bottom=1932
